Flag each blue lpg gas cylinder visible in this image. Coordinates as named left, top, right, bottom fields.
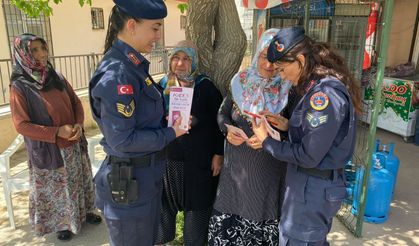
left=376, top=143, right=400, bottom=196
left=344, top=161, right=356, bottom=204
left=352, top=157, right=395, bottom=223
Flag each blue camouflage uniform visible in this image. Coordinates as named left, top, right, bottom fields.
left=88, top=1, right=172, bottom=245
left=262, top=27, right=357, bottom=245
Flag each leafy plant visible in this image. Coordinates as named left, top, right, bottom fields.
left=11, top=0, right=92, bottom=17
left=173, top=211, right=184, bottom=245
left=177, top=3, right=188, bottom=14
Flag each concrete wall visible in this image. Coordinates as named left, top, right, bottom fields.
left=387, top=0, right=419, bottom=66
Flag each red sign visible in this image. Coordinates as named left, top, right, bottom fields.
left=243, top=0, right=290, bottom=9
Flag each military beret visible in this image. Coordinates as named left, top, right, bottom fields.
left=113, top=0, right=167, bottom=19
left=267, top=26, right=306, bottom=63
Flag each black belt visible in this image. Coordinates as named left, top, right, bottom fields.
left=108, top=151, right=166, bottom=168
left=297, top=167, right=343, bottom=180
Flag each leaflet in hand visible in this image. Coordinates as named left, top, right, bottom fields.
left=262, top=115, right=281, bottom=141
left=168, top=86, right=194, bottom=131
left=225, top=124, right=249, bottom=140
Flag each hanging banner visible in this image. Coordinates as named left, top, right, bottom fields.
left=363, top=2, right=379, bottom=70
left=242, top=0, right=292, bottom=10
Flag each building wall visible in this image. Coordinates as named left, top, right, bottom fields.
left=387, top=0, right=419, bottom=66
left=0, top=6, right=11, bottom=59
left=50, top=1, right=114, bottom=56
left=50, top=0, right=185, bottom=53
left=1, top=0, right=183, bottom=59
left=164, top=0, right=186, bottom=46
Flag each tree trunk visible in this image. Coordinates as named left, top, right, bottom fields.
left=187, top=0, right=247, bottom=96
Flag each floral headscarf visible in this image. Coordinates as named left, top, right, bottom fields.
left=231, top=28, right=291, bottom=116
left=12, top=33, right=51, bottom=90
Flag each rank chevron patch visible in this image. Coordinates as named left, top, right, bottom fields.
left=116, top=99, right=135, bottom=118
left=306, top=112, right=328, bottom=128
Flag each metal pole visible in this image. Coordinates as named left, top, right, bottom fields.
left=355, top=0, right=394, bottom=237
left=304, top=0, right=310, bottom=31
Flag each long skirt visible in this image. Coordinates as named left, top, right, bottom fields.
left=208, top=209, right=279, bottom=246
left=155, top=160, right=213, bottom=246
left=28, top=142, right=95, bottom=236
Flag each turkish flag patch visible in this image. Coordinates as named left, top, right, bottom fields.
left=117, top=85, right=134, bottom=95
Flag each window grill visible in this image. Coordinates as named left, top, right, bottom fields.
left=91, top=7, right=104, bottom=30
left=1, top=0, right=53, bottom=58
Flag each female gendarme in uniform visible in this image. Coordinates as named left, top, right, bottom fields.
left=88, top=1, right=188, bottom=245
left=252, top=27, right=361, bottom=245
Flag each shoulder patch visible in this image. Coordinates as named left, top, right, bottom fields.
left=116, top=99, right=135, bottom=118
left=128, top=52, right=140, bottom=65
left=306, top=112, right=328, bottom=128
left=310, top=92, right=329, bottom=111
left=117, top=85, right=133, bottom=95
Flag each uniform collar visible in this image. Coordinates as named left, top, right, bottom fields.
left=113, top=39, right=149, bottom=67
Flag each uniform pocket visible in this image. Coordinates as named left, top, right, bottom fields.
left=325, top=186, right=347, bottom=202
left=139, top=85, right=163, bottom=120
left=143, top=85, right=162, bottom=101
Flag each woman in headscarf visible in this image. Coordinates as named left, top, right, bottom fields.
left=252, top=26, right=359, bottom=246
left=9, top=33, right=101, bottom=241
left=207, top=29, right=291, bottom=246
left=155, top=40, right=224, bottom=246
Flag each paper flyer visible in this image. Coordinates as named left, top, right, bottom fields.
left=262, top=115, right=281, bottom=141
left=225, top=124, right=249, bottom=140
left=243, top=110, right=281, bottom=141
left=168, top=86, right=194, bottom=131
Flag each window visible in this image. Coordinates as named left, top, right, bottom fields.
left=91, top=8, right=104, bottom=29
left=180, top=15, right=186, bottom=29
left=2, top=0, right=53, bottom=57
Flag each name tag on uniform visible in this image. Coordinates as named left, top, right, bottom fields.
left=145, top=77, right=153, bottom=86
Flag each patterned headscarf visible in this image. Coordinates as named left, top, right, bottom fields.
left=231, top=28, right=291, bottom=116
left=160, top=40, right=200, bottom=112
left=12, top=33, right=51, bottom=90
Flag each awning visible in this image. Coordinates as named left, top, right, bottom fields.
left=175, top=0, right=292, bottom=10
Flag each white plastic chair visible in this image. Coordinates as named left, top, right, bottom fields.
left=87, top=133, right=105, bottom=176
left=0, top=134, right=29, bottom=229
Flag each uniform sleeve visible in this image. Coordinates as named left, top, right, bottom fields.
left=10, top=86, right=59, bottom=143
left=91, top=72, right=176, bottom=154
left=262, top=87, right=349, bottom=168
left=64, top=79, right=84, bottom=125
left=217, top=94, right=233, bottom=135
